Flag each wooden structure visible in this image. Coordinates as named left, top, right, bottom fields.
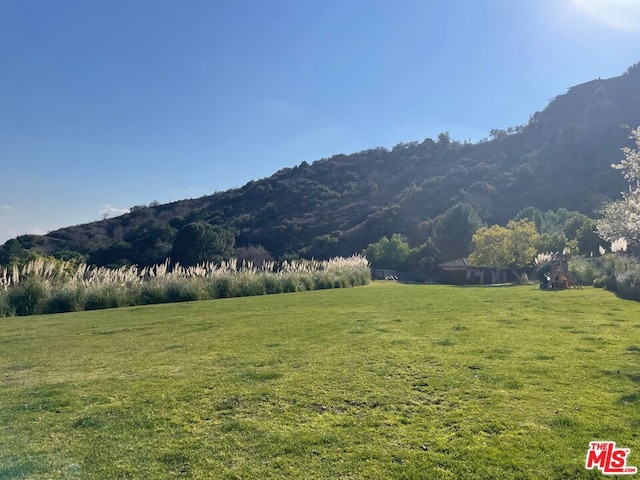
left=538, top=253, right=582, bottom=290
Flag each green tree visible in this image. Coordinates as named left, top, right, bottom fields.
left=89, top=240, right=133, bottom=268
left=437, top=132, right=451, bottom=146
left=469, top=220, right=540, bottom=279
left=515, top=207, right=544, bottom=232
left=171, top=222, right=235, bottom=266
left=0, top=239, right=33, bottom=266
left=517, top=208, right=597, bottom=254
left=364, top=234, right=410, bottom=270
left=406, top=238, right=438, bottom=272
left=575, top=218, right=606, bottom=256
left=124, top=220, right=176, bottom=266
left=537, top=231, right=567, bottom=253
left=427, top=204, right=483, bottom=263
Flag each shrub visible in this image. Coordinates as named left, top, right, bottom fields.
left=0, top=255, right=371, bottom=317
left=0, top=292, right=14, bottom=317
left=45, top=284, right=86, bottom=314
left=263, top=275, right=283, bottom=295
left=140, top=281, right=167, bottom=305
left=277, top=276, right=294, bottom=293
left=165, top=279, right=203, bottom=303
left=85, top=285, right=131, bottom=311
left=7, top=279, right=48, bottom=316
left=237, top=275, right=266, bottom=297
left=569, top=257, right=598, bottom=286
left=313, top=273, right=333, bottom=290
left=213, top=277, right=243, bottom=298
left=613, top=256, right=640, bottom=301
left=617, top=269, right=640, bottom=301
left=593, top=275, right=609, bottom=289
left=299, top=274, right=314, bottom=291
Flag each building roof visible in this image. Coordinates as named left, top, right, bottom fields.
left=437, top=258, right=469, bottom=269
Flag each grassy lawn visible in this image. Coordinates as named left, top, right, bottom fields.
left=1, top=282, right=640, bottom=479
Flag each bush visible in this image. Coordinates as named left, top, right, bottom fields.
left=0, top=255, right=371, bottom=317
left=45, top=284, right=86, bottom=314
left=0, top=292, right=14, bottom=317
left=7, top=279, right=48, bottom=316
left=593, top=275, right=609, bottom=289
left=313, top=273, right=333, bottom=290
left=85, top=285, right=131, bottom=311
left=263, top=275, right=283, bottom=295
left=213, top=277, right=237, bottom=298
left=569, top=257, right=598, bottom=286
left=165, top=279, right=203, bottom=303
left=614, top=256, right=640, bottom=301
left=617, top=269, right=640, bottom=301
left=237, top=275, right=266, bottom=297
left=140, top=281, right=167, bottom=305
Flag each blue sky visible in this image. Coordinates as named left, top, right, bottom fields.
left=1, top=0, right=639, bottom=244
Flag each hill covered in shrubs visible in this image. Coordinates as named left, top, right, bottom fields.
left=6, top=62, right=640, bottom=268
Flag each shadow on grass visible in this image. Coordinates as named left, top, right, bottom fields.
left=619, top=392, right=640, bottom=404
left=0, top=459, right=43, bottom=480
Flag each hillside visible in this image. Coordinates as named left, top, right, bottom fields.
left=11, top=62, right=640, bottom=266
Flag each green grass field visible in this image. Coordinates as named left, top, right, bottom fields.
left=1, top=283, right=640, bottom=479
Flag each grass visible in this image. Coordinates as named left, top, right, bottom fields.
left=1, top=283, right=640, bottom=479
left=0, top=255, right=370, bottom=316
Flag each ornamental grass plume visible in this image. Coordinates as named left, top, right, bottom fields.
left=611, top=237, right=628, bottom=253
left=0, top=254, right=370, bottom=317
left=534, top=252, right=553, bottom=266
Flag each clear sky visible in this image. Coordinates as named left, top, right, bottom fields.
left=1, top=0, right=639, bottom=244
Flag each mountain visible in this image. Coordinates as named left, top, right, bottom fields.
left=11, top=62, right=640, bottom=266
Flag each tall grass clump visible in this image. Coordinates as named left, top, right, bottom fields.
left=568, top=256, right=599, bottom=286
left=44, top=283, right=87, bottom=314
left=568, top=253, right=640, bottom=300
left=613, top=256, right=640, bottom=301
left=0, top=255, right=370, bottom=317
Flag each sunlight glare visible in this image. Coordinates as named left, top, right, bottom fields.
left=573, top=0, right=640, bottom=32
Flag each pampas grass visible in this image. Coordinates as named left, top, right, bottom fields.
left=0, top=255, right=370, bottom=317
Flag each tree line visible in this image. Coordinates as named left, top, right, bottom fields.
left=363, top=205, right=604, bottom=277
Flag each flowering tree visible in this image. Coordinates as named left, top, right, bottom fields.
left=597, top=127, right=640, bottom=243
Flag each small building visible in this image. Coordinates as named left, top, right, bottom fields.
left=437, top=258, right=515, bottom=285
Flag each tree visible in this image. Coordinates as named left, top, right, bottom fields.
left=89, top=240, right=133, bottom=268
left=171, top=222, right=235, bottom=266
left=234, top=245, right=273, bottom=267
left=437, top=132, right=451, bottom=146
left=420, top=203, right=484, bottom=264
left=469, top=220, right=540, bottom=279
left=0, top=239, right=29, bottom=266
left=514, top=207, right=543, bottom=231
left=124, top=220, right=176, bottom=266
left=537, top=231, right=567, bottom=253
left=575, top=218, right=606, bottom=256
left=597, top=126, right=640, bottom=244
left=489, top=128, right=508, bottom=140
left=364, top=234, right=410, bottom=270
left=598, top=198, right=640, bottom=243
